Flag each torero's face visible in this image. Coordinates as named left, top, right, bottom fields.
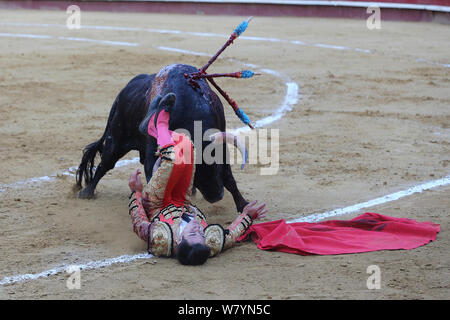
left=181, top=219, right=206, bottom=246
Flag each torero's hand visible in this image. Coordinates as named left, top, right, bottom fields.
left=242, top=200, right=267, bottom=220
left=128, top=169, right=144, bottom=193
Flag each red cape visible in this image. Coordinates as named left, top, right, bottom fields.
left=239, top=213, right=440, bottom=255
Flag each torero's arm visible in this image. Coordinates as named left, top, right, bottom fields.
left=128, top=169, right=173, bottom=257
left=204, top=200, right=267, bottom=257
left=128, top=190, right=151, bottom=242
left=223, top=212, right=253, bottom=251
left=128, top=169, right=151, bottom=242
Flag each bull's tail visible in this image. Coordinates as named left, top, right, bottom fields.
left=76, top=96, right=118, bottom=188
left=75, top=138, right=104, bottom=188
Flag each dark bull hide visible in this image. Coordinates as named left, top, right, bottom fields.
left=76, top=64, right=249, bottom=212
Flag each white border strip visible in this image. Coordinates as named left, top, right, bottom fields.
left=106, top=0, right=450, bottom=13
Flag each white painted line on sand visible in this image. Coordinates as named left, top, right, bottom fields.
left=0, top=253, right=152, bottom=286
left=0, top=32, right=52, bottom=39
left=0, top=158, right=140, bottom=193
left=0, top=22, right=372, bottom=54
left=0, top=32, right=139, bottom=46
left=288, top=175, right=450, bottom=223
left=4, top=22, right=450, bottom=68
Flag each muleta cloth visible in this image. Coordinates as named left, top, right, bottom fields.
left=238, top=212, right=440, bottom=255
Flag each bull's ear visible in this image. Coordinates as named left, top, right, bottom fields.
left=149, top=94, right=162, bottom=110
left=159, top=92, right=176, bottom=111
left=139, top=94, right=163, bottom=138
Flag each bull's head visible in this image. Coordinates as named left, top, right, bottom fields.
left=193, top=132, right=247, bottom=203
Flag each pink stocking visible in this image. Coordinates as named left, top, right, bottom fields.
left=147, top=110, right=174, bottom=148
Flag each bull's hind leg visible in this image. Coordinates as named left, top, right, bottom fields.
left=78, top=136, right=130, bottom=199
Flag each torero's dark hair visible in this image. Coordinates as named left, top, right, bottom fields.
left=177, top=239, right=210, bottom=266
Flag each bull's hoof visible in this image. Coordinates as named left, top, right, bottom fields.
left=202, top=189, right=224, bottom=204
left=78, top=188, right=95, bottom=199
left=237, top=200, right=249, bottom=214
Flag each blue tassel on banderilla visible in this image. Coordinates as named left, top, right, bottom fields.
left=185, top=17, right=258, bottom=129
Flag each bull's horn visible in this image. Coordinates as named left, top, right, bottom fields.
left=210, top=132, right=248, bottom=169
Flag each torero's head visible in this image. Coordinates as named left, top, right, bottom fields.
left=176, top=219, right=210, bottom=265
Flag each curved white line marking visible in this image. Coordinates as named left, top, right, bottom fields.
left=155, top=46, right=300, bottom=134
left=235, top=82, right=299, bottom=134
left=0, top=43, right=299, bottom=192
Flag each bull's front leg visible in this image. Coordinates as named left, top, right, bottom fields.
left=223, top=163, right=248, bottom=213
left=143, top=141, right=158, bottom=183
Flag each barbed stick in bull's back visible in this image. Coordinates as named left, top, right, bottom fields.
left=185, top=17, right=257, bottom=129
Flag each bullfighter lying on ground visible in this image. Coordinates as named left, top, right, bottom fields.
left=127, top=92, right=267, bottom=265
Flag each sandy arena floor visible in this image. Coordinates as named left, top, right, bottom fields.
left=0, top=9, right=449, bottom=300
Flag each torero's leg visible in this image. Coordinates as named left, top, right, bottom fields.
left=141, top=93, right=195, bottom=210
left=144, top=146, right=174, bottom=211
left=160, top=133, right=194, bottom=208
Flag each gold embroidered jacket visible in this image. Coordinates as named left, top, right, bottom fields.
left=128, top=191, right=253, bottom=257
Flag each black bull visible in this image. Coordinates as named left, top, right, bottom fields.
left=76, top=64, right=249, bottom=212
